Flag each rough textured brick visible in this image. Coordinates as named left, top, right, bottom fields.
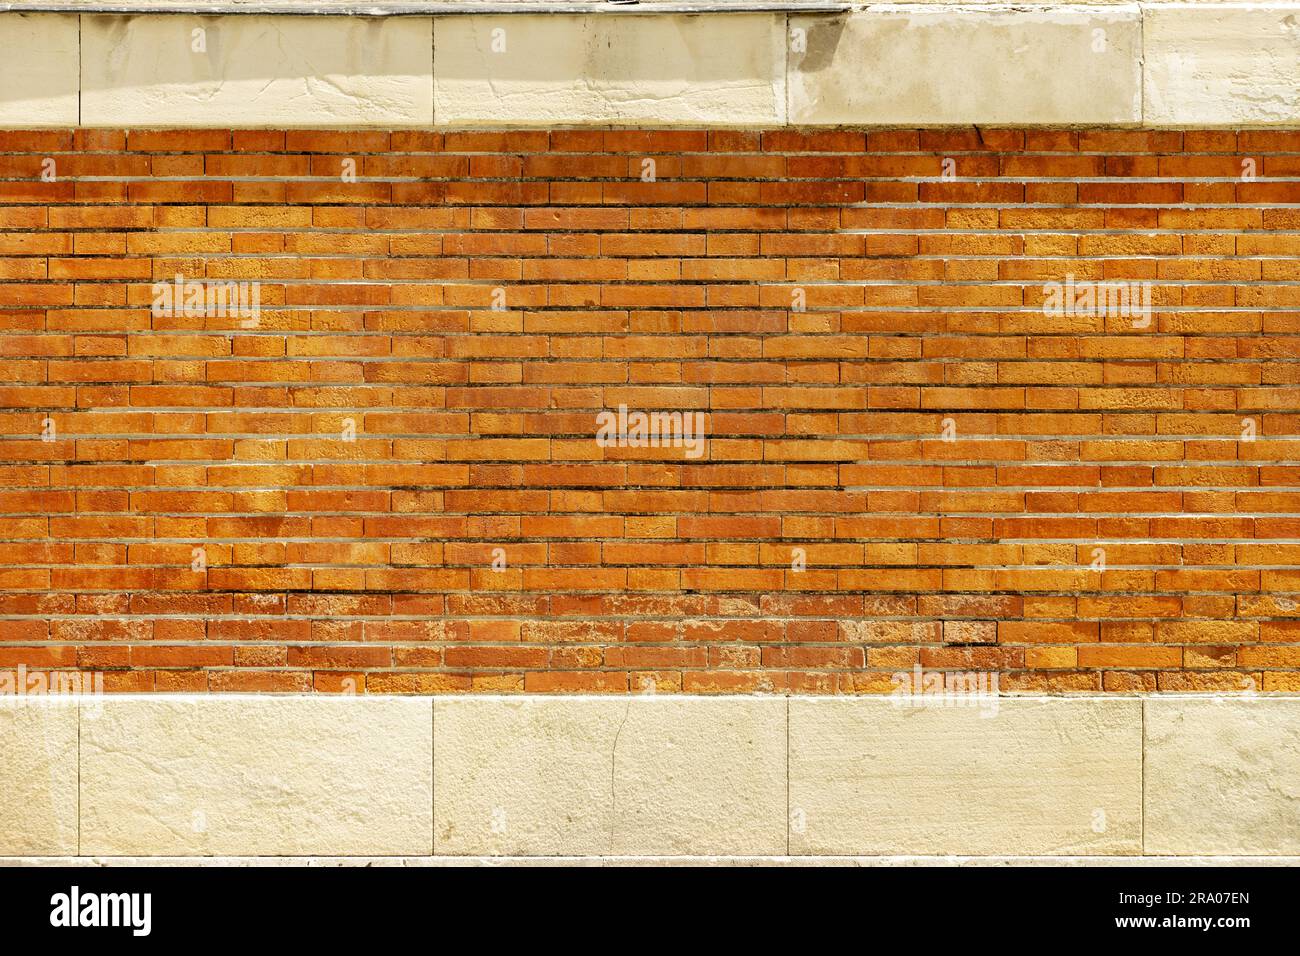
left=0, top=128, right=1295, bottom=694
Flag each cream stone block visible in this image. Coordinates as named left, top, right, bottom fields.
left=433, top=14, right=786, bottom=126
left=0, top=701, right=78, bottom=854
left=1145, top=698, right=1300, bottom=854
left=80, top=696, right=433, bottom=856
left=80, top=14, right=433, bottom=127
left=0, top=14, right=79, bottom=127
left=789, top=7, right=1142, bottom=125
left=1144, top=5, right=1300, bottom=126
left=434, top=696, right=786, bottom=856
left=789, top=697, right=1142, bottom=855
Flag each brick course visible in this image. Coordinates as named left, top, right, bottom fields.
left=2, top=127, right=1299, bottom=693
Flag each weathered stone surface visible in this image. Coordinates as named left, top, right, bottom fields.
left=789, top=8, right=1142, bottom=125
left=0, top=14, right=79, bottom=127
left=9, top=853, right=1300, bottom=866
left=11, top=693, right=1300, bottom=858
left=0, top=701, right=78, bottom=854
left=1144, top=6, right=1300, bottom=125
left=435, top=697, right=612, bottom=856
left=12, top=7, right=1300, bottom=129
left=433, top=13, right=786, bottom=126
left=80, top=14, right=433, bottom=127
left=1145, top=698, right=1300, bottom=854
left=434, top=696, right=786, bottom=855
left=80, top=697, right=432, bottom=855
left=789, top=697, right=1142, bottom=855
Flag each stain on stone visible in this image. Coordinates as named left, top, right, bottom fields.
left=795, top=14, right=846, bottom=73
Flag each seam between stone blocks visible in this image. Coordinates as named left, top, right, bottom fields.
left=76, top=703, right=81, bottom=857
left=1137, top=3, right=1145, bottom=128
left=780, top=11, right=789, bottom=130
left=1140, top=697, right=1146, bottom=856
left=785, top=696, right=790, bottom=856
left=75, top=13, right=81, bottom=127
left=436, top=697, right=441, bottom=858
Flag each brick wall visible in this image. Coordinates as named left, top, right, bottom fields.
left=3, top=127, right=1298, bottom=694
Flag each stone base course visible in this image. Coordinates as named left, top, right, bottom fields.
left=1, top=695, right=1296, bottom=857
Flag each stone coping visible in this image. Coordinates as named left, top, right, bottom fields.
left=3, top=1, right=848, bottom=11
left=1, top=7, right=1298, bottom=127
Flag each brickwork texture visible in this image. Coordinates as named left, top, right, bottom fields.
left=3, top=127, right=1299, bottom=694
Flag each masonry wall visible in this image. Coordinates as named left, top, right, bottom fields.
left=1, top=127, right=1298, bottom=694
